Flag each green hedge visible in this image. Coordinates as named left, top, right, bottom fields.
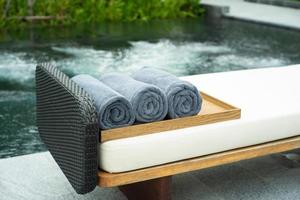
left=0, top=0, right=204, bottom=28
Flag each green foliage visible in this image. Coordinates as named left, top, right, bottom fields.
left=0, top=0, right=204, bottom=28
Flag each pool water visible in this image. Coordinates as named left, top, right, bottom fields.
left=0, top=18, right=300, bottom=158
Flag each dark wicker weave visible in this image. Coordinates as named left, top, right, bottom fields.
left=35, top=63, right=99, bottom=194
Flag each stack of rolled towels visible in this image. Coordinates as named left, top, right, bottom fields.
left=71, top=67, right=202, bottom=130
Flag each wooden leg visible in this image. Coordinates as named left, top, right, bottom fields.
left=119, top=176, right=172, bottom=200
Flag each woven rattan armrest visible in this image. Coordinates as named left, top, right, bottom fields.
left=35, top=63, right=99, bottom=194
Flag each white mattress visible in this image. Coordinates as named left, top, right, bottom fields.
left=99, top=65, right=300, bottom=173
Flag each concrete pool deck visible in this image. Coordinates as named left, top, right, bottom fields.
left=1, top=151, right=300, bottom=200
left=201, top=0, right=300, bottom=30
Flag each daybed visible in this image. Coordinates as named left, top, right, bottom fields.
left=35, top=63, right=300, bottom=200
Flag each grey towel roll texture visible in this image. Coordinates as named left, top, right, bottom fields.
left=100, top=73, right=168, bottom=123
left=132, top=67, right=202, bottom=119
left=71, top=75, right=135, bottom=129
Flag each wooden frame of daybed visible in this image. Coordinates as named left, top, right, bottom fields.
left=96, top=93, right=300, bottom=200
left=98, top=136, right=300, bottom=200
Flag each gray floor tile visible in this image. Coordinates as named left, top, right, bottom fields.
left=0, top=151, right=299, bottom=200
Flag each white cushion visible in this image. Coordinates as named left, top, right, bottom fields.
left=99, top=65, right=300, bottom=173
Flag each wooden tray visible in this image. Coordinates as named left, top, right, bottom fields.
left=100, top=92, right=241, bottom=142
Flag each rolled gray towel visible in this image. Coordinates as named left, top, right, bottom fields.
left=100, top=73, right=168, bottom=123
left=132, top=67, right=202, bottom=119
left=71, top=75, right=135, bottom=129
